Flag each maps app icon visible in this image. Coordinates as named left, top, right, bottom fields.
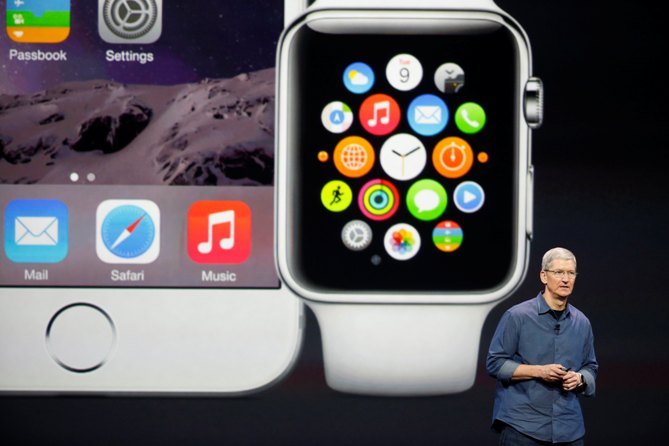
left=6, top=0, right=71, bottom=43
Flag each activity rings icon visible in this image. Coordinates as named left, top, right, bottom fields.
left=358, top=179, right=400, bottom=221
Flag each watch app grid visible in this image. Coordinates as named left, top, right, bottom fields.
left=322, top=57, right=485, bottom=260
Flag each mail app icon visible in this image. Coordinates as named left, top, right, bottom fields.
left=415, top=106, right=442, bottom=125
left=4, top=199, right=68, bottom=263
left=15, top=217, right=59, bottom=246
left=408, top=94, right=449, bottom=137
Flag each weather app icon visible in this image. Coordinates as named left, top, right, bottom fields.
left=6, top=0, right=71, bottom=43
left=343, top=62, right=375, bottom=94
left=96, top=199, right=160, bottom=264
left=98, top=0, right=162, bottom=44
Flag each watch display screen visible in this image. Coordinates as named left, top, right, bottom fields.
left=286, top=20, right=522, bottom=292
left=0, top=0, right=283, bottom=288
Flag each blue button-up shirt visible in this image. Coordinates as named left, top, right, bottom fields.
left=486, top=293, right=598, bottom=443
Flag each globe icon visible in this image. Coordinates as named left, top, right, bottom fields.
left=333, top=136, right=375, bottom=178
left=341, top=144, right=368, bottom=171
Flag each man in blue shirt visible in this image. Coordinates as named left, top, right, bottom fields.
left=486, top=247, right=598, bottom=445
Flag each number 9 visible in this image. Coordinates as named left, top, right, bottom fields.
left=400, top=67, right=410, bottom=83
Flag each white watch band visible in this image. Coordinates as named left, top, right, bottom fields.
left=283, top=0, right=514, bottom=396
left=308, top=300, right=495, bottom=395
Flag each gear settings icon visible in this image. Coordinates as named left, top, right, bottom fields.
left=341, top=220, right=373, bottom=251
left=99, top=0, right=162, bottom=43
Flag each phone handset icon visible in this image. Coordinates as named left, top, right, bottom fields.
left=455, top=102, right=486, bottom=134
left=461, top=109, right=481, bottom=128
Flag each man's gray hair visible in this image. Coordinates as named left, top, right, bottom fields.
left=541, top=247, right=577, bottom=271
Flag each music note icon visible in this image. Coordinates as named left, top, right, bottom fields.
left=360, top=93, right=400, bottom=136
left=187, top=201, right=252, bottom=264
left=367, top=101, right=390, bottom=127
left=197, top=210, right=235, bottom=254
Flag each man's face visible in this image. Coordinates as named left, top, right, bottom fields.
left=541, top=259, right=577, bottom=299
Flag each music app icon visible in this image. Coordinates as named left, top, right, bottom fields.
left=187, top=201, right=251, bottom=264
left=359, top=94, right=400, bottom=136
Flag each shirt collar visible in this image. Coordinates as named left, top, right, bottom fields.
left=536, top=292, right=571, bottom=317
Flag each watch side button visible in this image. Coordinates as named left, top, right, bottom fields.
left=524, top=77, right=544, bottom=129
left=526, top=166, right=534, bottom=240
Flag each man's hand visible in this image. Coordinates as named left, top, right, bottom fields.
left=537, top=364, right=568, bottom=382
left=562, top=371, right=583, bottom=391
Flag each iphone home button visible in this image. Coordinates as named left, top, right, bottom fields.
left=46, top=303, right=116, bottom=373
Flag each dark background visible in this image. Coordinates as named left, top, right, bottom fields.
left=1, top=1, right=667, bottom=444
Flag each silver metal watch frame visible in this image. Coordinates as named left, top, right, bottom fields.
left=275, top=8, right=536, bottom=305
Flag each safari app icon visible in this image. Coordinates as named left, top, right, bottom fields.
left=96, top=199, right=160, bottom=264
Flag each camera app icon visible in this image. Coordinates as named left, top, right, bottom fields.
left=98, top=0, right=162, bottom=44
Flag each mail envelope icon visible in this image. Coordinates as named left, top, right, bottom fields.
left=15, top=217, right=59, bottom=246
left=415, top=106, right=442, bottom=125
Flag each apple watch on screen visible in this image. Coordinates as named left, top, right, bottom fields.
left=277, top=0, right=543, bottom=395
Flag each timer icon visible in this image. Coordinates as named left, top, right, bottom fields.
left=432, top=137, right=474, bottom=179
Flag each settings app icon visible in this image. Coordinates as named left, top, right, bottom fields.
left=99, top=0, right=162, bottom=44
left=341, top=220, right=373, bottom=251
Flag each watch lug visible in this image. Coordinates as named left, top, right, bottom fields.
left=524, top=77, right=544, bottom=129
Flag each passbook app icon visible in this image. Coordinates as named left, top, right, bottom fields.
left=6, top=0, right=71, bottom=43
left=187, top=201, right=251, bottom=264
left=4, top=199, right=69, bottom=263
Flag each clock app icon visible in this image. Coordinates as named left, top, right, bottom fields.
left=379, top=133, right=427, bottom=181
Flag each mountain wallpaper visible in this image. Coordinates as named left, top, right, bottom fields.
left=0, top=68, right=275, bottom=186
